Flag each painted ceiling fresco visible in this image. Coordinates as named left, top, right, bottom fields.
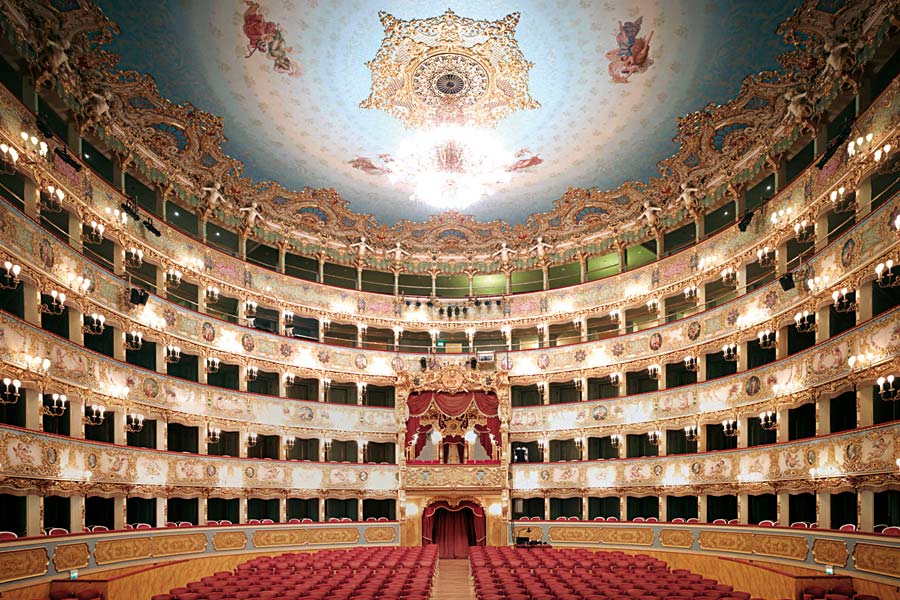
left=95, top=0, right=801, bottom=224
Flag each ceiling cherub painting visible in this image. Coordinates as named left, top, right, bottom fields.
left=241, top=0, right=299, bottom=76
left=607, top=16, right=654, bottom=83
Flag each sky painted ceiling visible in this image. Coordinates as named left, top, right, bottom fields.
left=95, top=0, right=801, bottom=224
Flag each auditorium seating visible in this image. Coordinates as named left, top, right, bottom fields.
left=469, top=546, right=755, bottom=600
left=154, top=545, right=437, bottom=600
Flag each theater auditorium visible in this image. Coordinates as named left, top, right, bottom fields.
left=0, top=1, right=898, bottom=599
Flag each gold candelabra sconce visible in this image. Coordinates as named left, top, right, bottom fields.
left=40, top=393, right=68, bottom=417
left=1, top=377, right=20, bottom=405
left=125, top=330, right=143, bottom=351
left=84, top=220, right=105, bottom=245
left=794, top=310, right=816, bottom=333
left=82, top=313, right=106, bottom=336
left=82, top=403, right=105, bottom=426
left=39, top=290, right=66, bottom=315
left=125, top=247, right=144, bottom=269
left=1, top=261, right=21, bottom=290
left=124, top=412, right=144, bottom=433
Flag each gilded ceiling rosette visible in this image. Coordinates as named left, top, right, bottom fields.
left=360, top=9, right=540, bottom=128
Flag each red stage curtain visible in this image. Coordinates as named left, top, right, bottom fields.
left=407, top=391, right=499, bottom=418
left=405, top=392, right=500, bottom=459
left=421, top=501, right=486, bottom=559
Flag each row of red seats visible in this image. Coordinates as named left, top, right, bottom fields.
left=152, top=546, right=438, bottom=600
left=469, top=547, right=758, bottom=600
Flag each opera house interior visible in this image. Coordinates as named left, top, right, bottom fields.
left=0, top=0, right=900, bottom=599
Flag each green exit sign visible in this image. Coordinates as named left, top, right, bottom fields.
left=436, top=339, right=446, bottom=348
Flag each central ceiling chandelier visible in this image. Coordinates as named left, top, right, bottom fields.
left=358, top=9, right=540, bottom=211
left=388, top=124, right=515, bottom=210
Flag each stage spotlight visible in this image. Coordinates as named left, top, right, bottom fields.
left=129, top=287, right=149, bottom=306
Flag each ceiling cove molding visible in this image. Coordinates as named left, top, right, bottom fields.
left=1, top=0, right=896, bottom=262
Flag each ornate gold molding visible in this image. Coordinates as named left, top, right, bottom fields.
left=52, top=543, right=90, bottom=572
left=0, top=547, right=48, bottom=584
left=212, top=531, right=248, bottom=552
left=813, top=538, right=848, bottom=567
left=659, top=528, right=694, bottom=549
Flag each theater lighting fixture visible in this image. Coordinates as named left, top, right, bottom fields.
left=722, top=343, right=738, bottom=362
left=357, top=381, right=368, bottom=399
left=39, top=290, right=66, bottom=315
left=124, top=412, right=144, bottom=433
left=246, top=366, right=258, bottom=382
left=722, top=418, right=739, bottom=438
left=1, top=261, right=21, bottom=290
left=830, top=186, right=855, bottom=213
left=647, top=364, right=660, bottom=380
left=759, top=410, right=777, bottom=431
left=847, top=352, right=875, bottom=369
left=756, top=246, right=776, bottom=268
left=125, top=247, right=144, bottom=269
left=769, top=207, right=793, bottom=227
left=645, top=298, right=659, bottom=314
left=793, top=220, right=814, bottom=244
left=68, top=274, right=91, bottom=295
left=206, top=357, right=220, bottom=374
left=206, top=424, right=221, bottom=445
left=84, top=220, right=105, bottom=245
left=104, top=206, right=129, bottom=226
left=321, top=377, right=331, bottom=391
left=0, top=378, right=20, bottom=405
left=721, top=267, right=737, bottom=287
left=0, top=142, right=20, bottom=174
left=244, top=300, right=258, bottom=318
left=82, top=403, right=105, bottom=426
left=284, top=435, right=295, bottom=450
left=42, top=185, right=64, bottom=213
left=847, top=133, right=873, bottom=157
left=205, top=286, right=220, bottom=304
left=19, top=130, right=48, bottom=159
left=805, top=275, right=829, bottom=293
left=757, top=329, right=777, bottom=350
left=832, top=288, right=857, bottom=313
left=683, top=356, right=699, bottom=372
left=875, top=260, right=900, bottom=287
left=684, top=424, right=699, bottom=442
left=683, top=285, right=699, bottom=303
left=164, top=345, right=181, bottom=364
left=41, top=393, right=68, bottom=417
left=609, top=309, right=621, bottom=323
left=284, top=373, right=296, bottom=387
left=83, top=313, right=106, bottom=336
left=794, top=310, right=816, bottom=333
left=877, top=375, right=898, bottom=401
left=246, top=432, right=258, bottom=448
left=609, top=433, right=623, bottom=449
left=608, top=371, right=621, bottom=386
left=125, top=330, right=143, bottom=351
left=25, top=355, right=51, bottom=376
left=647, top=429, right=661, bottom=446
left=165, top=268, right=183, bottom=288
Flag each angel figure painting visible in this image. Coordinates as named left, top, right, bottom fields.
left=606, top=16, right=654, bottom=84
left=242, top=1, right=300, bottom=76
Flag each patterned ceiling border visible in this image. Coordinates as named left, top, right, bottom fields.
left=0, top=0, right=898, bottom=266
